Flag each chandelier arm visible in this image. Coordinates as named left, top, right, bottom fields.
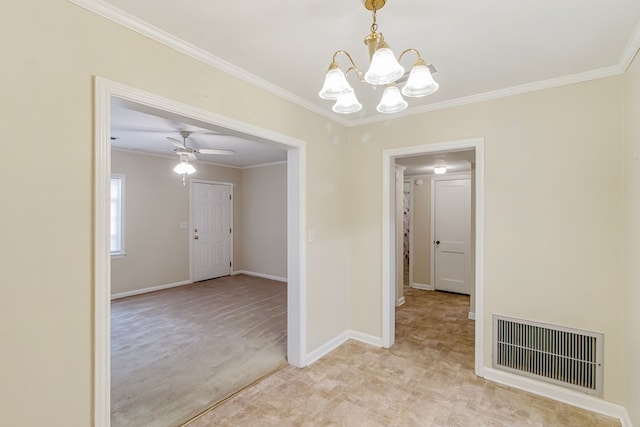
left=344, top=66, right=364, bottom=82
left=331, top=50, right=364, bottom=80
left=398, top=48, right=423, bottom=62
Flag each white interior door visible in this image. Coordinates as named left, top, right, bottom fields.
left=192, top=182, right=232, bottom=281
left=433, top=178, right=471, bottom=294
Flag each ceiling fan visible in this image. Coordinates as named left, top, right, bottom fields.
left=166, top=130, right=235, bottom=160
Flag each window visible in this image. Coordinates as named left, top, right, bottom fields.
left=111, top=174, right=125, bottom=258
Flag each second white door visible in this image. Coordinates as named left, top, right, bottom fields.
left=192, top=182, right=232, bottom=281
left=433, top=178, right=471, bottom=295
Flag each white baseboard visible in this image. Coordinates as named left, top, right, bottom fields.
left=482, top=367, right=630, bottom=425
left=305, top=331, right=351, bottom=366
left=349, top=330, right=384, bottom=347
left=468, top=312, right=476, bottom=320
left=305, top=330, right=384, bottom=366
left=411, top=282, right=434, bottom=291
left=232, top=270, right=287, bottom=282
left=111, top=280, right=192, bottom=300
left=396, top=296, right=406, bottom=306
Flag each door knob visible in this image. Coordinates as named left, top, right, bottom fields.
left=435, top=240, right=440, bottom=245
left=194, top=236, right=199, bottom=240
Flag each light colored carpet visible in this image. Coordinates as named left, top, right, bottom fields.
left=111, top=274, right=287, bottom=427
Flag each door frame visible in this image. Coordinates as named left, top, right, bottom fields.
left=403, top=178, right=414, bottom=290
left=94, top=77, right=307, bottom=426
left=430, top=173, right=471, bottom=294
left=190, top=180, right=234, bottom=281
left=382, top=138, right=484, bottom=377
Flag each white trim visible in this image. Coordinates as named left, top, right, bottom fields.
left=395, top=296, right=406, bottom=306
left=620, top=408, right=633, bottom=427
left=406, top=178, right=415, bottom=289
left=94, top=76, right=111, bottom=427
left=619, top=20, right=640, bottom=73
left=239, top=160, right=287, bottom=170
left=305, top=331, right=351, bottom=366
left=382, top=138, right=485, bottom=376
left=286, top=145, right=307, bottom=368
left=67, top=1, right=640, bottom=129
left=411, top=283, right=434, bottom=291
left=483, top=367, right=630, bottom=425
left=347, top=66, right=623, bottom=127
left=305, top=330, right=384, bottom=366
left=468, top=312, right=476, bottom=320
left=382, top=154, right=396, bottom=348
left=430, top=177, right=435, bottom=290
left=232, top=270, right=287, bottom=283
left=349, top=330, right=384, bottom=347
left=94, top=77, right=307, bottom=426
left=111, top=280, right=193, bottom=300
left=189, top=179, right=234, bottom=281
left=67, top=0, right=345, bottom=126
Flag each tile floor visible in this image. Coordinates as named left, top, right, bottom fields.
left=188, top=288, right=620, bottom=426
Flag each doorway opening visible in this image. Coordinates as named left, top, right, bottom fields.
left=94, top=77, right=307, bottom=426
left=382, top=138, right=485, bottom=375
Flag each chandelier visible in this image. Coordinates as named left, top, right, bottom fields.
left=319, top=0, right=439, bottom=114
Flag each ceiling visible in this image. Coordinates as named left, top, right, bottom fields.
left=95, top=0, right=640, bottom=167
left=76, top=0, right=640, bottom=127
left=396, top=150, right=475, bottom=176
left=110, top=98, right=287, bottom=168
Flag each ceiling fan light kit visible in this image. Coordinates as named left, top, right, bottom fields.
left=319, top=0, right=439, bottom=114
left=168, top=130, right=235, bottom=185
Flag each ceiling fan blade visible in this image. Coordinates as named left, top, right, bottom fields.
left=175, top=150, right=198, bottom=161
left=196, top=148, right=235, bottom=155
left=166, top=136, right=185, bottom=148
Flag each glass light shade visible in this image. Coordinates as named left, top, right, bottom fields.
left=319, top=68, right=352, bottom=100
left=376, top=85, right=408, bottom=114
left=401, top=64, right=439, bottom=97
left=173, top=161, right=196, bottom=175
left=434, top=165, right=447, bottom=175
left=332, top=90, right=362, bottom=114
left=364, top=47, right=405, bottom=85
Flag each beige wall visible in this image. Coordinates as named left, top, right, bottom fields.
left=347, top=77, right=626, bottom=404
left=110, top=150, right=242, bottom=295
left=624, top=52, right=640, bottom=425
left=237, top=163, right=287, bottom=278
left=410, top=176, right=432, bottom=286
left=2, top=1, right=636, bottom=424
left=1, top=1, right=350, bottom=425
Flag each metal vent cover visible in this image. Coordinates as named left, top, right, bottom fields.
left=493, top=315, right=603, bottom=396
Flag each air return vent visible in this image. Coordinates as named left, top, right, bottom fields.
left=493, top=315, right=603, bottom=396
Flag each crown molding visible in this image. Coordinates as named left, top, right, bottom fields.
left=68, top=1, right=640, bottom=128
left=619, top=19, right=640, bottom=73
left=67, top=0, right=352, bottom=127
left=239, top=160, right=288, bottom=170
left=346, top=64, right=624, bottom=127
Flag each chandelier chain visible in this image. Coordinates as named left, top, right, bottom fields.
left=370, top=8, right=378, bottom=33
